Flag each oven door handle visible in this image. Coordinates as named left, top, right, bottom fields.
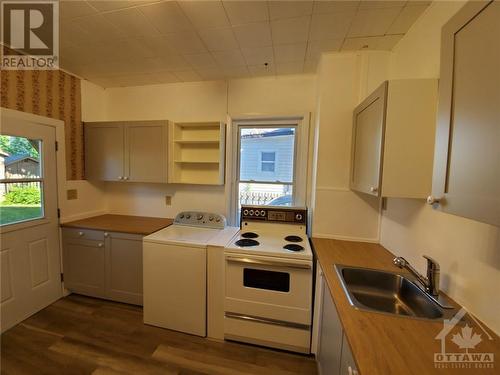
left=225, top=256, right=311, bottom=270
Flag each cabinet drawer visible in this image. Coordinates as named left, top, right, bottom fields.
left=62, top=228, right=105, bottom=241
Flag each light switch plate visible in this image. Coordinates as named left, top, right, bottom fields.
left=67, top=189, right=78, bottom=200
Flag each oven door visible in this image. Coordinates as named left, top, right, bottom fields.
left=224, top=254, right=312, bottom=325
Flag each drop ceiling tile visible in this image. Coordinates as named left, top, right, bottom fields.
left=248, top=63, right=276, bottom=77
left=88, top=1, right=132, bottom=12
left=274, top=43, right=307, bottom=63
left=233, top=22, right=272, bottom=48
left=241, top=46, right=274, bottom=66
left=309, top=10, right=356, bottom=40
left=359, top=1, right=407, bottom=9
left=184, top=53, right=217, bottom=69
left=198, top=28, right=239, bottom=51
left=140, top=36, right=178, bottom=56
left=103, top=8, right=160, bottom=37
left=114, top=38, right=158, bottom=59
left=303, top=59, right=318, bottom=73
left=306, top=39, right=343, bottom=60
left=212, top=50, right=246, bottom=68
left=342, top=36, right=380, bottom=50
left=60, top=21, right=91, bottom=45
left=387, top=4, right=428, bottom=34
left=268, top=1, right=313, bottom=20
left=222, top=66, right=250, bottom=79
left=376, top=34, right=403, bottom=50
left=140, top=1, right=193, bottom=34
left=271, top=16, right=311, bottom=44
left=60, top=1, right=97, bottom=19
left=174, top=69, right=202, bottom=82
left=73, top=14, right=125, bottom=42
left=158, top=54, right=191, bottom=71
left=163, top=31, right=208, bottom=54
left=179, top=1, right=230, bottom=29
left=196, top=67, right=226, bottom=81
left=223, top=1, right=269, bottom=25
left=312, top=1, right=360, bottom=14
left=276, top=61, right=304, bottom=75
left=348, top=6, right=403, bottom=37
left=152, top=71, right=181, bottom=84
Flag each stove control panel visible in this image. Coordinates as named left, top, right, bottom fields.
left=240, top=205, right=307, bottom=225
left=174, top=211, right=226, bottom=229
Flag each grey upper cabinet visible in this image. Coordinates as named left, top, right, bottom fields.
left=85, top=121, right=169, bottom=183
left=430, top=1, right=499, bottom=226
left=351, top=79, right=438, bottom=199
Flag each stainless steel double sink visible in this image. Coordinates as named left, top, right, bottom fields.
left=335, top=265, right=455, bottom=320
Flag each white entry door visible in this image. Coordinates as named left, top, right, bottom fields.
left=0, top=113, right=62, bottom=332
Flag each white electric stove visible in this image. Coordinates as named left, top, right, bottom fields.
left=224, top=206, right=313, bottom=354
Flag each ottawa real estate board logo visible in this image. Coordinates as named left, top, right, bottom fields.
left=435, top=308, right=495, bottom=370
left=1, top=0, right=59, bottom=69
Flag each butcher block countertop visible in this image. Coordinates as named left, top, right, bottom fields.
left=61, top=214, right=173, bottom=235
left=312, top=238, right=500, bottom=375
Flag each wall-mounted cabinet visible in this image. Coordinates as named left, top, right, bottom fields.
left=350, top=79, right=438, bottom=198
left=429, top=1, right=499, bottom=226
left=168, top=122, right=226, bottom=185
left=85, top=121, right=169, bottom=183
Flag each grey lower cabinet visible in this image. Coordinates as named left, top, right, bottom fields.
left=317, top=264, right=359, bottom=375
left=62, top=228, right=143, bottom=305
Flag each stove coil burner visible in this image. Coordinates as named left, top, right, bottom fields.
left=241, top=232, right=259, bottom=239
left=235, top=239, right=260, bottom=247
left=284, top=235, right=303, bottom=243
left=284, top=244, right=304, bottom=252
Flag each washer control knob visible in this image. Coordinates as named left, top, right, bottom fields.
left=179, top=214, right=184, bottom=219
left=216, top=218, right=221, bottom=222
left=209, top=216, right=214, bottom=221
left=186, top=214, right=191, bottom=219
left=197, top=214, right=203, bottom=220
left=295, top=213, right=303, bottom=221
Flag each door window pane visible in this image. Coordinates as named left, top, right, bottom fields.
left=0, top=182, right=43, bottom=225
left=0, top=135, right=44, bottom=226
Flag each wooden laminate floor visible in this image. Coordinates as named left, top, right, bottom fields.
left=0, top=294, right=318, bottom=375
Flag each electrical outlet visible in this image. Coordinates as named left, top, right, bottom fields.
left=165, top=195, right=172, bottom=206
left=67, top=189, right=78, bottom=200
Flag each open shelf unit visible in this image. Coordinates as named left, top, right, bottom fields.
left=168, top=121, right=226, bottom=185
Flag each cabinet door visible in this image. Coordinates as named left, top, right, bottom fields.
left=125, top=121, right=168, bottom=183
left=432, top=1, right=500, bottom=226
left=105, top=232, right=143, bottom=305
left=340, top=333, right=359, bottom=375
left=62, top=236, right=106, bottom=298
left=351, top=81, right=387, bottom=196
left=85, top=122, right=125, bottom=181
left=317, top=275, right=343, bottom=375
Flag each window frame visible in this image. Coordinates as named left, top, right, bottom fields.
left=229, top=115, right=310, bottom=225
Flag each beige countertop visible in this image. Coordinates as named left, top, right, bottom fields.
left=312, top=238, right=499, bottom=375
left=61, top=214, right=173, bottom=235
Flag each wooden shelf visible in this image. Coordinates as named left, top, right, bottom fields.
left=168, top=121, right=226, bottom=185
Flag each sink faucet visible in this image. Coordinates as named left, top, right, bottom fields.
left=393, top=255, right=440, bottom=297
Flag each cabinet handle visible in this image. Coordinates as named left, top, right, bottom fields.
left=124, top=176, right=129, bottom=180
left=78, top=231, right=84, bottom=237
left=118, top=176, right=123, bottom=180
left=370, top=186, right=378, bottom=193
left=104, top=232, right=109, bottom=237
left=348, top=366, right=358, bottom=375
left=98, top=243, right=104, bottom=248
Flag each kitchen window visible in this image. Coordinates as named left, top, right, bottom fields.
left=231, top=116, right=309, bottom=224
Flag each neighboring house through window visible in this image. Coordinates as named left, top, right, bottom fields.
left=261, top=152, right=276, bottom=172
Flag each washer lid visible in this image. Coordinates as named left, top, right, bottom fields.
left=143, top=225, right=220, bottom=246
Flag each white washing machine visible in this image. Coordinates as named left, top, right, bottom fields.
left=143, top=211, right=226, bottom=336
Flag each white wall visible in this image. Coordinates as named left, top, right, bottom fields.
left=62, top=80, right=107, bottom=222
left=86, top=75, right=316, bottom=221
left=311, top=52, right=389, bottom=241
left=380, top=1, right=500, bottom=334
